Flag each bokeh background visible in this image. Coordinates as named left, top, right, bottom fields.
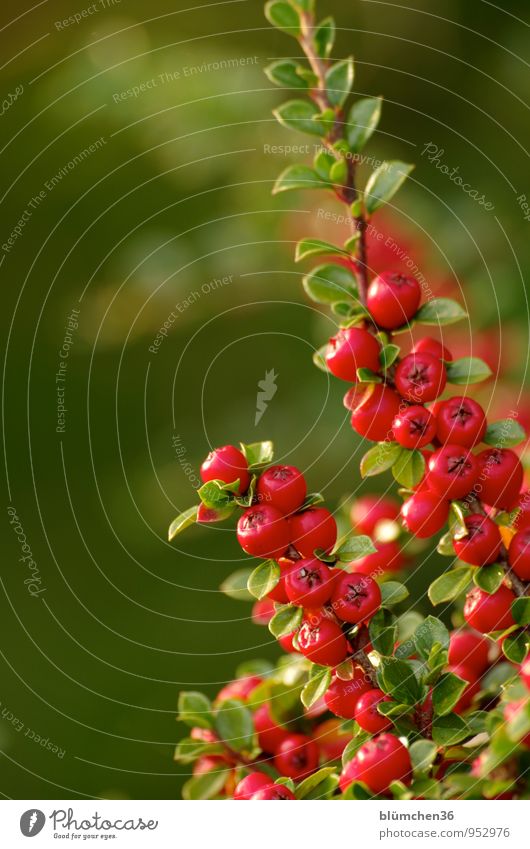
left=1, top=0, right=529, bottom=799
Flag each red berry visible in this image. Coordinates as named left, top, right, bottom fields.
left=401, top=491, right=449, bottom=538
left=367, top=271, right=421, bottom=329
left=278, top=631, right=298, bottom=653
left=354, top=689, right=393, bottom=733
left=503, top=701, right=530, bottom=747
left=339, top=757, right=363, bottom=793
left=453, top=514, right=502, bottom=566
left=251, top=784, right=296, bottom=800
left=414, top=449, right=433, bottom=492
left=514, top=491, right=530, bottom=531
left=289, top=507, right=337, bottom=558
left=331, top=572, right=382, bottom=624
left=463, top=585, right=515, bottom=633
left=448, top=630, right=490, bottom=676
left=234, top=771, right=273, bottom=800
left=350, top=495, right=399, bottom=536
left=216, top=676, right=262, bottom=703
left=393, top=405, right=436, bottom=449
left=347, top=733, right=411, bottom=795
left=521, top=655, right=530, bottom=691
left=297, top=618, right=348, bottom=666
left=475, top=448, right=524, bottom=510
left=325, top=327, right=381, bottom=382
left=254, top=703, right=289, bottom=754
left=412, top=336, right=453, bottom=362
left=256, top=465, right=307, bottom=515
left=395, top=352, right=447, bottom=403
left=508, top=529, right=530, bottom=580
left=251, top=598, right=275, bottom=625
left=350, top=383, right=402, bottom=442
left=351, top=540, right=404, bottom=575
left=200, top=445, right=250, bottom=494
left=285, top=558, right=335, bottom=607
left=274, top=733, right=319, bottom=780
left=267, top=557, right=293, bottom=603
left=237, top=505, right=290, bottom=560
left=427, top=444, right=479, bottom=500
left=435, top=396, right=487, bottom=448
left=324, top=669, right=373, bottom=718
left=312, top=718, right=350, bottom=762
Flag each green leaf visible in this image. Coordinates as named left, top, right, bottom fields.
left=512, top=598, right=530, bottom=626
left=313, top=149, right=335, bottom=180
left=174, top=737, right=225, bottom=763
left=431, top=714, right=470, bottom=746
left=473, top=562, right=504, bottom=594
left=301, top=491, right=325, bottom=509
left=506, top=700, right=530, bottom=742
left=365, top=161, right=414, bottom=215
left=314, top=16, right=335, bottom=58
left=502, top=630, right=530, bottom=664
left=409, top=739, right=438, bottom=775
left=379, top=343, right=400, bottom=370
left=274, top=99, right=326, bottom=136
left=312, top=344, right=329, bottom=373
left=415, top=298, right=467, bottom=326
left=295, top=237, right=347, bottom=262
left=379, top=657, right=423, bottom=705
left=392, top=448, right=425, bottom=488
left=268, top=604, right=303, bottom=638
left=182, top=769, right=230, bottom=800
left=247, top=560, right=280, bottom=600
left=369, top=608, right=397, bottom=656
left=347, top=96, right=383, bottom=152
left=380, top=581, right=409, bottom=606
left=428, top=566, right=474, bottom=605
left=356, top=367, right=383, bottom=383
left=293, top=0, right=315, bottom=11
left=436, top=531, right=455, bottom=557
left=378, top=701, right=411, bottom=717
left=360, top=442, right=402, bottom=478
left=329, top=158, right=348, bottom=185
left=168, top=505, right=198, bottom=541
left=198, top=480, right=235, bottom=510
left=414, top=616, right=449, bottom=661
left=296, top=767, right=336, bottom=799
left=432, top=672, right=468, bottom=716
left=334, top=534, right=377, bottom=561
left=178, top=691, right=213, bottom=729
left=264, top=59, right=308, bottom=90
left=484, top=419, right=526, bottom=449
left=264, top=1, right=301, bottom=35
left=302, top=263, right=358, bottom=304
left=220, top=568, right=254, bottom=602
left=342, top=730, right=370, bottom=765
left=240, top=440, right=274, bottom=468
left=214, top=699, right=255, bottom=752
left=326, top=57, right=354, bottom=107
left=273, top=164, right=329, bottom=194
left=446, top=357, right=492, bottom=385
left=301, top=665, right=332, bottom=708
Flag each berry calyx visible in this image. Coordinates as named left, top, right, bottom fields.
left=252, top=784, right=296, bottom=800
left=401, top=491, right=449, bottom=539
left=412, top=336, right=453, bottom=362
left=463, top=585, right=515, bottom=633
left=354, top=689, right=393, bottom=733
left=395, top=351, right=447, bottom=403
left=297, top=617, right=348, bottom=666
left=200, top=445, right=250, bottom=494
left=342, top=733, right=411, bottom=795
left=237, top=505, right=290, bottom=559
left=427, top=444, right=479, bottom=500
left=331, top=572, right=382, bottom=624
left=393, top=405, right=436, bottom=449
left=234, top=771, right=273, bottom=800
left=475, top=448, right=524, bottom=511
left=453, top=514, right=502, bottom=566
left=256, top=465, right=307, bottom=515
left=435, top=396, right=487, bottom=448
left=274, top=733, right=320, bottom=780
left=325, top=327, right=381, bottom=382
left=350, top=383, right=402, bottom=442
left=285, top=558, right=335, bottom=607
left=367, top=271, right=421, bottom=329
left=508, top=530, right=530, bottom=580
left=288, top=507, right=337, bottom=558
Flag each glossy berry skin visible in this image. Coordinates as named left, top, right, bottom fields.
left=395, top=352, right=447, bottom=403
left=453, top=514, right=502, bottom=566
left=463, top=585, right=515, bottom=633
left=475, top=448, right=524, bottom=511
left=393, top=405, right=436, bottom=449
left=367, top=271, right=421, bottom=329
left=297, top=618, right=348, bottom=667
left=435, top=396, right=487, bottom=448
left=233, top=771, right=273, bottom=800
left=325, top=327, right=381, bottom=382
left=251, top=598, right=275, bottom=625
left=350, top=495, right=399, bottom=536
left=278, top=631, right=298, bottom=653
left=354, top=689, right=393, bottom=733
left=428, top=444, right=479, bottom=500
left=521, top=656, right=530, bottom=691
left=256, top=465, right=307, bottom=515
left=237, top=505, right=290, bottom=560
left=412, top=336, right=453, bottom=362
left=324, top=669, right=372, bottom=718
left=253, top=704, right=289, bottom=754
left=288, top=507, right=337, bottom=558
left=401, top=491, right=449, bottom=539
left=252, top=784, right=296, bottom=800
left=351, top=540, right=404, bottom=575
left=216, top=676, right=262, bottom=704
left=274, top=733, right=320, bottom=780
left=339, top=758, right=362, bottom=793
left=350, top=383, right=402, bottom=442
left=331, top=572, right=382, bottom=624
left=285, top=558, right=335, bottom=608
left=508, top=530, right=530, bottom=580
left=200, top=445, right=250, bottom=494
left=514, top=491, right=530, bottom=531
left=448, top=630, right=490, bottom=676
left=346, top=734, right=411, bottom=795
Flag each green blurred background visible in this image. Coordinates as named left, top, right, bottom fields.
left=1, top=0, right=529, bottom=799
